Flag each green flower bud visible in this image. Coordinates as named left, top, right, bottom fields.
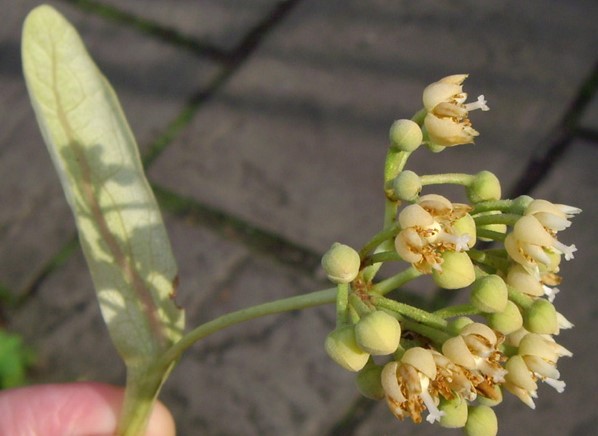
left=467, top=171, right=501, bottom=203
left=355, top=364, right=385, bottom=400
left=511, top=195, right=534, bottom=215
left=465, top=406, right=498, bottom=436
left=439, top=396, right=468, bottom=428
left=470, top=275, right=508, bottom=313
left=354, top=311, right=401, bottom=355
left=389, top=119, right=423, bottom=152
left=432, top=251, right=475, bottom=290
left=321, top=243, right=360, bottom=284
left=476, top=385, right=503, bottom=407
left=392, top=170, right=422, bottom=201
left=448, top=316, right=474, bottom=333
left=452, top=214, right=477, bottom=248
left=425, top=141, right=446, bottom=153
left=487, top=300, right=523, bottom=334
left=324, top=325, right=369, bottom=372
left=524, top=299, right=558, bottom=334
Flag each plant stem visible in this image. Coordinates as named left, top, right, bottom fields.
left=359, top=223, right=400, bottom=259
left=153, top=287, right=336, bottom=371
left=420, top=173, right=474, bottom=186
left=336, top=283, right=349, bottom=326
left=473, top=213, right=521, bottom=227
left=372, top=266, right=422, bottom=295
left=370, top=295, right=447, bottom=329
left=433, top=304, right=482, bottom=319
left=364, top=250, right=403, bottom=266
left=470, top=200, right=514, bottom=215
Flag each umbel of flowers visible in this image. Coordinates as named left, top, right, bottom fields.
left=321, top=75, right=580, bottom=436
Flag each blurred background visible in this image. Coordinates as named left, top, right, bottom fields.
left=1, top=1, right=597, bottom=434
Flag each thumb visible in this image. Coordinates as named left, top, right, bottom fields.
left=0, top=382, right=175, bottom=436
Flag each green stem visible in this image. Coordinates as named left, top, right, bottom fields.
left=420, top=173, right=474, bottom=187
left=471, top=200, right=514, bottom=215
left=476, top=228, right=507, bottom=242
left=359, top=223, right=400, bottom=259
left=153, top=287, right=336, bottom=371
left=370, top=295, right=447, bottom=329
left=433, top=304, right=482, bottom=319
left=336, top=283, right=350, bottom=326
left=372, top=266, right=422, bottom=295
left=364, top=250, right=402, bottom=266
left=473, top=213, right=521, bottom=227
left=401, top=318, right=451, bottom=345
left=468, top=249, right=510, bottom=271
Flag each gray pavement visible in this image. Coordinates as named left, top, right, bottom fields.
left=1, top=0, right=597, bottom=435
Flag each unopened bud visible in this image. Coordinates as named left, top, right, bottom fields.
left=355, top=364, right=385, bottom=400
left=511, top=195, right=534, bottom=215
left=392, top=170, right=422, bottom=201
left=439, top=396, right=468, bottom=428
left=325, top=325, right=369, bottom=372
left=524, top=299, right=558, bottom=334
left=467, top=171, right=501, bottom=203
left=452, top=213, right=477, bottom=248
left=321, top=243, right=360, bottom=284
left=487, top=300, right=523, bottom=334
left=389, top=119, right=423, bottom=152
left=477, top=384, right=503, bottom=407
left=470, top=275, right=508, bottom=313
left=464, top=406, right=498, bottom=436
left=355, top=311, right=401, bottom=355
left=432, top=251, right=475, bottom=290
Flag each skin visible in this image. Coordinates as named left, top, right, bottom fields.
left=0, top=382, right=175, bottom=436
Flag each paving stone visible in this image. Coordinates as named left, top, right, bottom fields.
left=150, top=0, right=597, bottom=257
left=0, top=0, right=218, bottom=293
left=7, top=215, right=355, bottom=435
left=99, top=0, right=283, bottom=51
left=353, top=140, right=598, bottom=435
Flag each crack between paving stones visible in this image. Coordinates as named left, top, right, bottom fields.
left=57, top=0, right=229, bottom=63
left=153, top=185, right=324, bottom=275
left=508, top=61, right=598, bottom=197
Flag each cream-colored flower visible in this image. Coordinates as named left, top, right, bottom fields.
left=394, top=195, right=473, bottom=273
left=422, top=74, right=489, bottom=147
left=505, top=215, right=577, bottom=274
left=442, top=323, right=507, bottom=384
left=381, top=347, right=444, bottom=424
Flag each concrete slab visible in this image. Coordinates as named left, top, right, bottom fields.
left=99, top=0, right=283, bottom=51
left=149, top=0, right=598, bottom=257
left=0, top=0, right=219, bottom=293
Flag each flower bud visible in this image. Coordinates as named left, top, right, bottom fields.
left=449, top=316, right=474, bottom=333
left=439, top=396, right=468, bottom=428
left=324, top=325, right=369, bottom=372
left=470, top=275, right=508, bottom=313
left=477, top=385, right=503, bottom=407
left=355, top=364, right=385, bottom=400
left=354, top=311, right=401, bottom=355
left=464, top=406, right=498, bottom=436
left=432, top=251, right=475, bottom=289
left=452, top=213, right=477, bottom=248
left=321, top=243, right=360, bottom=284
left=524, top=299, right=558, bottom=334
left=467, top=171, right=501, bottom=203
left=511, top=195, right=534, bottom=215
left=487, top=300, right=523, bottom=335
left=389, top=119, right=423, bottom=152
left=392, top=170, right=422, bottom=201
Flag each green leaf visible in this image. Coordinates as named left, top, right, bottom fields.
left=21, top=5, right=184, bottom=367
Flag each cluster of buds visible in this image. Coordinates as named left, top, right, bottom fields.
left=322, top=75, right=580, bottom=435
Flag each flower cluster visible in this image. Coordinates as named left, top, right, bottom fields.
left=322, top=75, right=580, bottom=436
